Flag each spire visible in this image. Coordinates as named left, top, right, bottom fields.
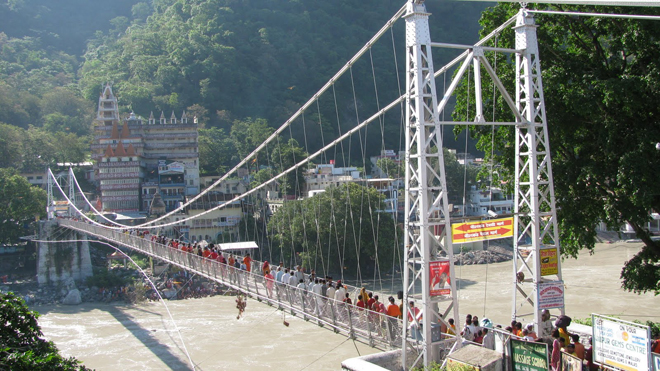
left=126, top=143, right=136, bottom=156
left=115, top=141, right=127, bottom=157
left=170, top=111, right=177, bottom=124
left=149, top=111, right=155, bottom=125
left=160, top=111, right=166, bottom=125
left=110, top=122, right=120, bottom=139
left=181, top=111, right=188, bottom=124
left=121, top=121, right=130, bottom=139
left=104, top=145, right=114, bottom=157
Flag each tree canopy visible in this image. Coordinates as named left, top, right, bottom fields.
left=0, top=291, right=90, bottom=370
left=454, top=4, right=660, bottom=294
left=268, top=183, right=399, bottom=279
left=0, top=168, right=47, bottom=243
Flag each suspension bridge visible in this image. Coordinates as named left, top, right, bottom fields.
left=38, top=1, right=660, bottom=369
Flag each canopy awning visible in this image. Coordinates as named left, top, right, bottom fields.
left=217, top=241, right=258, bottom=251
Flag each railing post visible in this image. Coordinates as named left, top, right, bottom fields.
left=347, top=305, right=356, bottom=340
left=300, top=290, right=308, bottom=320
left=329, top=300, right=338, bottom=331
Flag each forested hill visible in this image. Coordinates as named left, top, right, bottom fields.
left=79, top=0, right=488, bottom=128
left=0, top=0, right=487, bottom=173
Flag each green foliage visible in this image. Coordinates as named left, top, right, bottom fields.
left=0, top=168, right=46, bottom=243
left=198, top=127, right=235, bottom=175
left=0, top=291, right=90, bottom=370
left=375, top=157, right=402, bottom=179
left=128, top=254, right=149, bottom=270
left=77, top=0, right=486, bottom=155
left=454, top=4, right=660, bottom=294
left=271, top=138, right=307, bottom=197
left=268, top=183, right=399, bottom=274
left=85, top=267, right=130, bottom=288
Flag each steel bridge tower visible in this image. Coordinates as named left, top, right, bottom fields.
left=511, top=8, right=564, bottom=333
left=402, top=3, right=564, bottom=368
left=402, top=1, right=460, bottom=368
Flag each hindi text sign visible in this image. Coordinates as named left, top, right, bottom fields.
left=452, top=217, right=513, bottom=244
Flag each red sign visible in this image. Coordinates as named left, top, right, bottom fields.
left=429, top=260, right=451, bottom=297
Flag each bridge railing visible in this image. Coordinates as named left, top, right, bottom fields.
left=58, top=219, right=403, bottom=350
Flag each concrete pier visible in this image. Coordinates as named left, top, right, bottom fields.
left=37, top=220, right=93, bottom=285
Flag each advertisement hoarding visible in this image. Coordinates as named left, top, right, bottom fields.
left=429, top=260, right=450, bottom=296
left=592, top=314, right=650, bottom=371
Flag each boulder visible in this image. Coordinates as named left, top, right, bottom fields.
left=62, top=289, right=82, bottom=305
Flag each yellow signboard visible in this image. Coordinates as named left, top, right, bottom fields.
left=451, top=217, right=513, bottom=244
left=540, top=248, right=558, bottom=276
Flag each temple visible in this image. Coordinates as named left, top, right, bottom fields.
left=91, top=83, right=200, bottom=214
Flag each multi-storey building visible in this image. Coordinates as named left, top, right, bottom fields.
left=304, top=163, right=360, bottom=197
left=92, top=84, right=199, bottom=214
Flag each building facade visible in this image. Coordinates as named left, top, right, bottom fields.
left=92, top=84, right=199, bottom=214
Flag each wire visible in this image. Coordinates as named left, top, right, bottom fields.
left=298, top=337, right=352, bottom=371
left=528, top=9, right=660, bottom=20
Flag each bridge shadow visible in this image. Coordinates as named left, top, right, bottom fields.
left=33, top=302, right=193, bottom=370
left=106, top=305, right=193, bottom=371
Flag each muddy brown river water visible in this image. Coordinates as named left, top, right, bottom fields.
left=35, top=242, right=658, bottom=370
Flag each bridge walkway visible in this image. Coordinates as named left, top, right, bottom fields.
left=58, top=219, right=403, bottom=350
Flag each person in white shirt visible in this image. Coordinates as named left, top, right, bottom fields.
left=296, top=279, right=306, bottom=290
left=288, top=273, right=298, bottom=287
left=482, top=328, right=495, bottom=350
left=326, top=282, right=336, bottom=301
left=335, top=284, right=346, bottom=302
left=295, top=265, right=304, bottom=282
left=281, top=269, right=291, bottom=285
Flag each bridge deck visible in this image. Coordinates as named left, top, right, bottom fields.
left=58, top=219, right=404, bottom=350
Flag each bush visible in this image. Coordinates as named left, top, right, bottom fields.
left=85, top=267, right=129, bottom=288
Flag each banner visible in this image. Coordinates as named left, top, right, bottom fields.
left=652, top=353, right=660, bottom=371
left=510, top=339, right=548, bottom=371
left=540, top=248, right=558, bottom=276
left=592, top=314, right=650, bottom=371
left=429, top=260, right=450, bottom=296
left=451, top=217, right=513, bottom=243
left=537, top=281, right=564, bottom=310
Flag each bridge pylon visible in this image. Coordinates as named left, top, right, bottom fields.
left=402, top=1, right=460, bottom=369
left=511, top=8, right=564, bottom=335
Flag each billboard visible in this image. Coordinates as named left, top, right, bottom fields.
left=429, top=260, right=450, bottom=296
left=592, top=314, right=650, bottom=371
left=451, top=217, right=513, bottom=243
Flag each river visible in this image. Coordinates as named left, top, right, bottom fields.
left=34, top=242, right=658, bottom=370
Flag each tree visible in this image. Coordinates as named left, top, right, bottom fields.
left=0, top=123, right=24, bottom=169
left=455, top=4, right=660, bottom=294
left=198, top=127, right=235, bottom=176
left=268, top=183, right=399, bottom=277
left=0, top=168, right=46, bottom=243
left=375, top=157, right=402, bottom=179
left=0, top=291, right=90, bottom=370
left=270, top=138, right=307, bottom=197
